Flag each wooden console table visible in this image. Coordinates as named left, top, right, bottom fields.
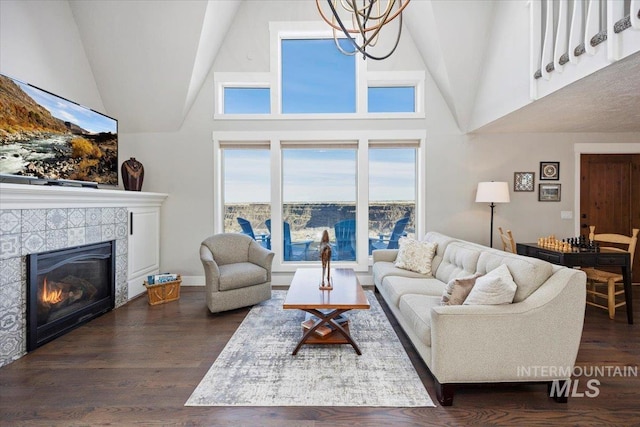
left=517, top=243, right=633, bottom=324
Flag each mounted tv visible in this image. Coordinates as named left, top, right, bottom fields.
left=0, top=73, right=118, bottom=187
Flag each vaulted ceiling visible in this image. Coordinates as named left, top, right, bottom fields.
left=67, top=0, right=640, bottom=134
left=69, top=0, right=243, bottom=133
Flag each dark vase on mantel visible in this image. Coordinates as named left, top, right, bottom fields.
left=121, top=157, right=144, bottom=191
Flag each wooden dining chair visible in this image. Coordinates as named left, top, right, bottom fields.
left=583, top=226, right=638, bottom=319
left=498, top=227, right=516, bottom=254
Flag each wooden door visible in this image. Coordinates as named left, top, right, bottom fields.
left=580, top=154, right=640, bottom=282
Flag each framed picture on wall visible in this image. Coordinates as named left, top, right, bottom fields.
left=539, top=183, right=561, bottom=201
left=514, top=172, right=535, bottom=192
left=540, top=161, right=560, bottom=180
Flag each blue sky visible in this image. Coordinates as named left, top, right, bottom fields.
left=224, top=148, right=415, bottom=203
left=16, top=79, right=117, bottom=134
left=282, top=38, right=356, bottom=113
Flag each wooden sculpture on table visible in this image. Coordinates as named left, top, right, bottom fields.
left=319, top=230, right=332, bottom=290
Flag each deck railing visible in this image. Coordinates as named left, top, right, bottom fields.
left=530, top=0, right=640, bottom=99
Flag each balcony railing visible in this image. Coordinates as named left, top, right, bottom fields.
left=530, top=0, right=640, bottom=99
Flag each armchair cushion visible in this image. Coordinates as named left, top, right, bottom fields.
left=219, top=262, right=268, bottom=291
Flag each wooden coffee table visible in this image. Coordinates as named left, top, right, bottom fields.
left=283, top=268, right=370, bottom=355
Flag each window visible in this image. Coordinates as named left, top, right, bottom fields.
left=368, top=146, right=416, bottom=254
left=215, top=24, right=424, bottom=118
left=281, top=39, right=356, bottom=113
left=223, top=88, right=270, bottom=114
left=368, top=87, right=415, bottom=112
left=282, top=146, right=357, bottom=261
left=222, top=147, right=271, bottom=248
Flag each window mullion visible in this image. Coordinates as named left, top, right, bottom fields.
left=357, top=138, right=369, bottom=270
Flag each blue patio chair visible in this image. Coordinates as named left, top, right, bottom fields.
left=333, top=219, right=356, bottom=261
left=369, top=215, right=410, bottom=254
left=265, top=220, right=312, bottom=261
left=237, top=217, right=270, bottom=249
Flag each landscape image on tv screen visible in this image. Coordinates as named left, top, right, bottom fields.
left=0, top=74, right=118, bottom=186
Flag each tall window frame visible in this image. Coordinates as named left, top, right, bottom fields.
left=213, top=130, right=426, bottom=273
left=212, top=22, right=427, bottom=273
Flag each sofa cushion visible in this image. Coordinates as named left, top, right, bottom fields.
left=219, top=262, right=267, bottom=291
left=382, top=276, right=445, bottom=307
left=464, top=264, right=517, bottom=305
left=441, top=273, right=482, bottom=305
left=398, top=293, right=441, bottom=347
left=435, top=242, right=482, bottom=284
left=395, top=237, right=437, bottom=275
left=477, top=251, right=553, bottom=302
left=373, top=261, right=429, bottom=288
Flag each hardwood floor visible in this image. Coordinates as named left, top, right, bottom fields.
left=1, top=286, right=639, bottom=426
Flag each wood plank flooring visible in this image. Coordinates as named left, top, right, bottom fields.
left=1, top=286, right=639, bottom=426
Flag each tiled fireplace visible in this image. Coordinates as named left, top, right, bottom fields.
left=0, top=205, right=128, bottom=366
left=1, top=183, right=166, bottom=367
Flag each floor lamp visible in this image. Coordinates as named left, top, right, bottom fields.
left=476, top=182, right=510, bottom=248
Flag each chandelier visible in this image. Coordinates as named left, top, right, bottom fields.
left=316, top=0, right=411, bottom=60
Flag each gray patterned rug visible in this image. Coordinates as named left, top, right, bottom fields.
left=185, top=290, right=435, bottom=407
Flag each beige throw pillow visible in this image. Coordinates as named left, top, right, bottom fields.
left=463, top=264, right=517, bottom=305
left=441, top=274, right=482, bottom=305
left=394, top=237, right=438, bottom=276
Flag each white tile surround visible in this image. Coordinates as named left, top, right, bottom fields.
left=0, top=183, right=167, bottom=367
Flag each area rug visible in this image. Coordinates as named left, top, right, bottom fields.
left=185, top=290, right=435, bottom=407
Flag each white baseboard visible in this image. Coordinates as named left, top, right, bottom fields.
left=180, top=276, right=205, bottom=286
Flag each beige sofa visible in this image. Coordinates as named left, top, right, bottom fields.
left=372, top=232, right=587, bottom=406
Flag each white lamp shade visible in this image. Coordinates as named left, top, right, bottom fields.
left=476, top=181, right=510, bottom=203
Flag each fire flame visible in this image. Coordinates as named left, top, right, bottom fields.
left=42, top=277, right=63, bottom=304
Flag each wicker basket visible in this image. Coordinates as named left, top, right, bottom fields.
left=144, top=275, right=181, bottom=305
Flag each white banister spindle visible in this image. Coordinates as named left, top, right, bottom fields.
left=585, top=0, right=601, bottom=55
left=530, top=0, right=542, bottom=98
left=631, top=0, right=640, bottom=29
left=569, top=0, right=585, bottom=63
left=554, top=0, right=569, bottom=71
left=607, top=0, right=624, bottom=60
left=541, top=0, right=555, bottom=79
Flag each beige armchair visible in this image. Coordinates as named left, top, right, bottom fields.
left=200, top=233, right=274, bottom=313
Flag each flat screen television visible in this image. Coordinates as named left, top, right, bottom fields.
left=0, top=73, right=118, bottom=187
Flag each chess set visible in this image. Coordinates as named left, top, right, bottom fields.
left=537, top=235, right=600, bottom=252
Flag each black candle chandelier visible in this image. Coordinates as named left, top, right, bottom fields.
left=316, top=0, right=411, bottom=60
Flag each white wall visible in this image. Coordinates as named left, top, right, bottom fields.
left=469, top=0, right=532, bottom=131
left=0, top=0, right=105, bottom=112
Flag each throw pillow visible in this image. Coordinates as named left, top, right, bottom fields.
left=394, top=237, right=438, bottom=276
left=463, top=264, right=517, bottom=305
left=441, top=274, right=482, bottom=305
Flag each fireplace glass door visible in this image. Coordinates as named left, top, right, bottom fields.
left=27, top=241, right=115, bottom=350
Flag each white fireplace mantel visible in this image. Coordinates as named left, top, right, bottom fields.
left=0, top=183, right=168, bottom=209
